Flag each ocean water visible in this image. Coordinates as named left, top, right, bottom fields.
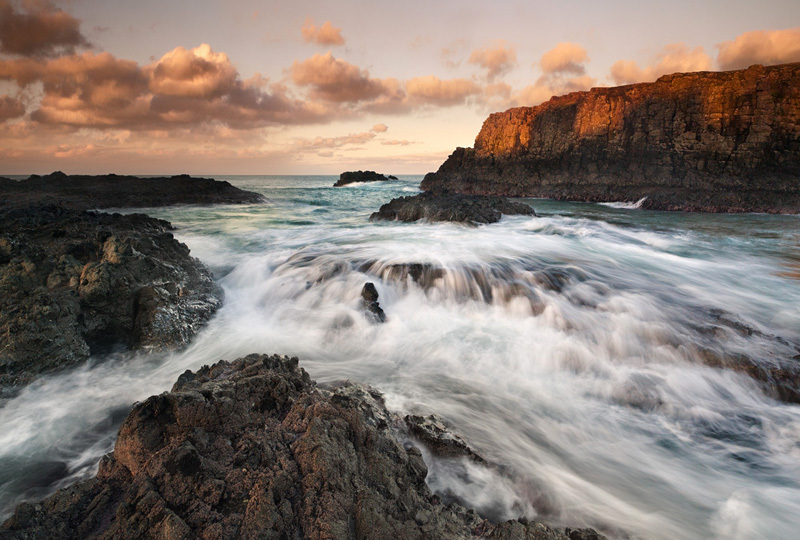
left=1, top=175, right=799, bottom=539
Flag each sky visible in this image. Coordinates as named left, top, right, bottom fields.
left=0, top=0, right=799, bottom=175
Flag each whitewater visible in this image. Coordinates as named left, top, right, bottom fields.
left=1, top=175, right=799, bottom=539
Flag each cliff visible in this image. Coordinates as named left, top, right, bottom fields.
left=421, top=63, right=800, bottom=213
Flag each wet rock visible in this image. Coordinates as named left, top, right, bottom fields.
left=333, top=170, right=394, bottom=187
left=405, top=414, right=486, bottom=463
left=360, top=282, right=386, bottom=323
left=0, top=206, right=223, bottom=391
left=370, top=190, right=536, bottom=225
left=0, top=354, right=601, bottom=539
left=0, top=173, right=264, bottom=211
left=422, top=63, right=800, bottom=213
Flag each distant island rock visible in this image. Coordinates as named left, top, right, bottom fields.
left=0, top=172, right=265, bottom=211
left=421, top=63, right=800, bottom=213
left=1, top=353, right=606, bottom=540
left=333, top=170, right=396, bottom=187
left=0, top=205, right=223, bottom=392
left=370, top=190, right=535, bottom=225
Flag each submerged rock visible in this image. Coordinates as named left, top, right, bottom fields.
left=333, top=170, right=394, bottom=187
left=0, top=172, right=264, bottom=211
left=0, top=206, right=223, bottom=391
left=0, top=354, right=606, bottom=540
left=422, top=63, right=800, bottom=213
left=361, top=282, right=386, bottom=323
left=370, top=191, right=535, bottom=225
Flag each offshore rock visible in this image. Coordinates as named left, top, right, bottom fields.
left=360, top=282, right=386, bottom=323
left=333, top=170, right=393, bottom=187
left=0, top=354, right=606, bottom=540
left=0, top=172, right=264, bottom=211
left=422, top=63, right=800, bottom=213
left=370, top=191, right=535, bottom=225
left=0, top=206, right=223, bottom=391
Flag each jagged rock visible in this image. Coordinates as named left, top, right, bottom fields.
left=0, top=354, right=606, bottom=540
left=333, top=170, right=394, bottom=187
left=405, top=414, right=486, bottom=463
left=422, top=63, right=800, bottom=213
left=0, top=206, right=223, bottom=392
left=360, top=282, right=386, bottom=323
left=0, top=173, right=264, bottom=211
left=370, top=191, right=535, bottom=225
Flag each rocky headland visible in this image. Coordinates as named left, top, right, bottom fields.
left=0, top=172, right=264, bottom=211
left=0, top=205, right=223, bottom=392
left=370, top=191, right=535, bottom=225
left=333, top=170, right=396, bottom=187
left=421, top=63, right=800, bottom=213
left=0, top=354, right=606, bottom=540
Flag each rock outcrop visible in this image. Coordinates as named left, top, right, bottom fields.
left=370, top=191, right=535, bottom=225
left=421, top=63, right=800, bottom=213
left=0, top=172, right=264, bottom=211
left=333, top=171, right=393, bottom=187
left=0, top=206, right=223, bottom=392
left=0, top=354, right=606, bottom=540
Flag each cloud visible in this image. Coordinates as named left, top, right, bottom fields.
left=371, top=123, right=388, bottom=132
left=0, top=0, right=90, bottom=57
left=291, top=52, right=390, bottom=102
left=540, top=43, right=589, bottom=74
left=405, top=75, right=482, bottom=107
left=468, top=41, right=517, bottom=81
left=380, top=139, right=413, bottom=146
left=609, top=43, right=712, bottom=85
left=0, top=94, right=25, bottom=122
left=146, top=44, right=238, bottom=98
left=301, top=18, right=345, bottom=46
left=717, top=28, right=800, bottom=70
left=294, top=131, right=377, bottom=153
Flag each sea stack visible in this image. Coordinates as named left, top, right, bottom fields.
left=421, top=63, right=800, bottom=213
left=333, top=171, right=393, bottom=187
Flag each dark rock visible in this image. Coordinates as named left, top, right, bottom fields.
left=0, top=205, right=223, bottom=391
left=360, top=282, right=386, bottom=323
left=0, top=173, right=264, bottom=211
left=405, top=414, right=486, bottom=463
left=333, top=170, right=393, bottom=187
left=370, top=191, right=536, bottom=225
left=0, top=354, right=602, bottom=539
left=422, top=63, right=800, bottom=213
left=388, top=175, right=399, bottom=180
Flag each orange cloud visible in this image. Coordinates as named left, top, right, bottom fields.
left=717, top=28, right=800, bottom=70
left=0, top=0, right=90, bottom=57
left=147, top=44, right=238, bottom=98
left=468, top=41, right=517, bottom=81
left=0, top=94, right=25, bottom=122
left=405, top=75, right=481, bottom=106
left=301, top=18, right=345, bottom=46
left=610, top=44, right=712, bottom=84
left=540, top=43, right=589, bottom=74
left=371, top=123, right=388, bottom=132
left=291, top=52, right=389, bottom=102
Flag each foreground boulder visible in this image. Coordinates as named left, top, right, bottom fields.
left=0, top=172, right=264, bottom=211
left=0, top=354, right=605, bottom=539
left=0, top=206, right=223, bottom=391
left=370, top=191, right=535, bottom=225
left=422, top=63, right=800, bottom=213
left=333, top=170, right=394, bottom=187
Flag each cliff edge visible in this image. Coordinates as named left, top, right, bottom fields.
left=421, top=63, right=800, bottom=213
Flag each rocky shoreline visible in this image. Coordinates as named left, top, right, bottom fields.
left=0, top=354, right=606, bottom=540
left=0, top=205, right=223, bottom=393
left=421, top=63, right=800, bottom=213
left=0, top=172, right=264, bottom=211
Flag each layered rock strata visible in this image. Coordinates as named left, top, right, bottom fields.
left=421, top=63, right=800, bottom=213
left=0, top=206, right=223, bottom=391
left=0, top=172, right=264, bottom=211
left=0, top=354, right=606, bottom=540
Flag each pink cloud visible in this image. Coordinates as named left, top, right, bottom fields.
left=301, top=18, right=345, bottom=46
left=371, top=123, right=388, bottom=133
left=468, top=41, right=517, bottom=81
left=610, top=44, right=712, bottom=85
left=291, top=52, right=389, bottom=102
left=147, top=44, right=238, bottom=98
left=540, top=43, right=589, bottom=74
left=717, top=28, right=800, bottom=70
left=405, top=75, right=481, bottom=106
left=0, top=0, right=90, bottom=57
left=0, top=94, right=25, bottom=122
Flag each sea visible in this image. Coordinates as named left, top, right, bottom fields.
left=1, top=175, right=799, bottom=539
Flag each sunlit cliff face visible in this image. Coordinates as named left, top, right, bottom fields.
left=0, top=0, right=798, bottom=174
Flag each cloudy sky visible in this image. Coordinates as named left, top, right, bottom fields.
left=1, top=0, right=799, bottom=175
